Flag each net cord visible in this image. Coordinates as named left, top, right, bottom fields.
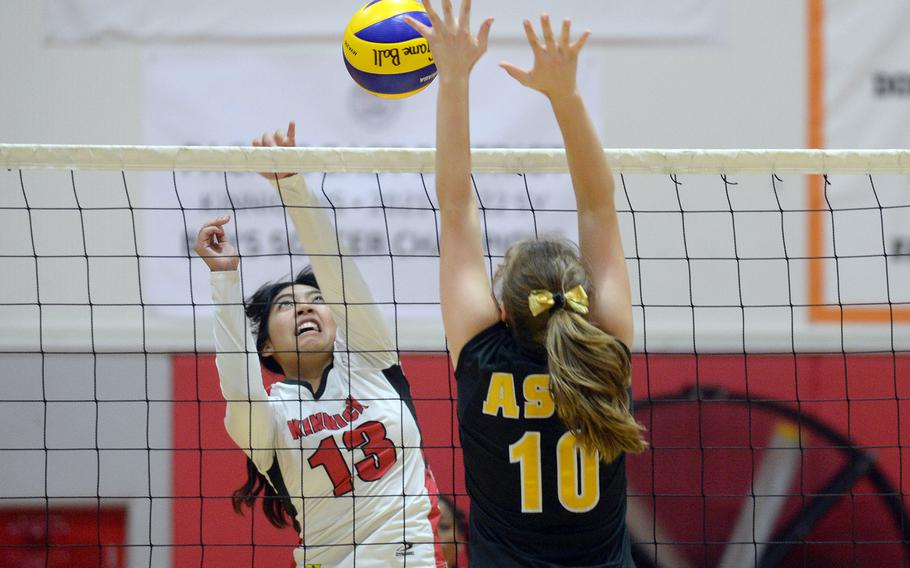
left=2, top=145, right=910, bottom=174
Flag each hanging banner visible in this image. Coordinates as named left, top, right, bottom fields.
left=47, top=0, right=725, bottom=44
left=139, top=49, right=601, bottom=347
left=813, top=0, right=910, bottom=325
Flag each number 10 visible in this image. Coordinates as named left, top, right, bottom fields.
left=508, top=431, right=600, bottom=513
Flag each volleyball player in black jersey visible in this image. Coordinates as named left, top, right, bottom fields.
left=407, top=2, right=648, bottom=566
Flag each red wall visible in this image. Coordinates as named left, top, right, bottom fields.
left=626, top=353, right=909, bottom=566
left=172, top=353, right=910, bottom=567
left=0, top=508, right=126, bottom=568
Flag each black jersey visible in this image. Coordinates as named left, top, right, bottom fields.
left=455, top=322, right=634, bottom=568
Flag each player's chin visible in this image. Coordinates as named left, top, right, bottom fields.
left=296, top=333, right=331, bottom=353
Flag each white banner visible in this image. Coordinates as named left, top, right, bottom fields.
left=140, top=49, right=601, bottom=346
left=48, top=0, right=725, bottom=44
left=822, top=0, right=910, bottom=317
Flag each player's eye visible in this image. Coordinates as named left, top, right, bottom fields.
left=313, top=295, right=325, bottom=304
left=276, top=300, right=294, bottom=309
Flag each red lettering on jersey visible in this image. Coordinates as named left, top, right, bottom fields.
left=287, top=396, right=371, bottom=439
left=322, top=412, right=340, bottom=430
left=342, top=396, right=368, bottom=422
left=287, top=419, right=305, bottom=440
left=310, top=413, right=326, bottom=434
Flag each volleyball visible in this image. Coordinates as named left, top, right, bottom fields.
left=343, top=0, right=437, bottom=99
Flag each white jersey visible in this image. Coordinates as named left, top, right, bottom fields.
left=211, top=175, right=443, bottom=568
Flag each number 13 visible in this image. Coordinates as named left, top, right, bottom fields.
left=308, top=421, right=397, bottom=496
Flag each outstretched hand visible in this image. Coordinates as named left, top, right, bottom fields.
left=194, top=215, right=239, bottom=272
left=500, top=15, right=590, bottom=101
left=252, top=121, right=296, bottom=181
left=404, top=0, right=493, bottom=79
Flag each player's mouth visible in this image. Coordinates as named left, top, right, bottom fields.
left=296, top=320, right=321, bottom=336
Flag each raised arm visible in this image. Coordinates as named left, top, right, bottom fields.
left=406, top=0, right=497, bottom=365
left=254, top=123, right=396, bottom=369
left=502, top=16, right=633, bottom=347
left=194, top=217, right=276, bottom=473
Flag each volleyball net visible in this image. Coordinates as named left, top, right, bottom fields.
left=1, top=145, right=909, bottom=567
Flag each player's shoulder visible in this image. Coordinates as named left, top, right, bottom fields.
left=457, top=322, right=547, bottom=376
left=458, top=322, right=510, bottom=364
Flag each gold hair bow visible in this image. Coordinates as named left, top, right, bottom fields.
left=528, top=285, right=589, bottom=317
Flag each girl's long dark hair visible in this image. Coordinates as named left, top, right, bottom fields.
left=232, top=458, right=301, bottom=533
left=230, top=267, right=319, bottom=533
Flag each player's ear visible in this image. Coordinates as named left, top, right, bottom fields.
left=499, top=302, right=508, bottom=322
left=261, top=339, right=275, bottom=358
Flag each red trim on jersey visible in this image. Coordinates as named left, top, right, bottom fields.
left=423, top=464, right=448, bottom=568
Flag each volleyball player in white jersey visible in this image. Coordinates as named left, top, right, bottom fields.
left=194, top=123, right=445, bottom=568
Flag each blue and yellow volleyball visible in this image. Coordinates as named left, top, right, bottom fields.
left=343, top=0, right=436, bottom=99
